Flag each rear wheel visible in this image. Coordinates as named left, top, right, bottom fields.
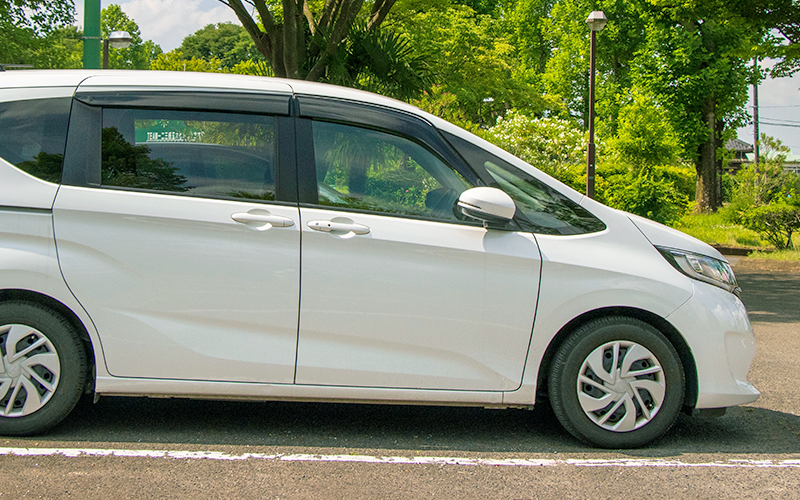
left=0, top=302, right=87, bottom=435
left=548, top=316, right=684, bottom=448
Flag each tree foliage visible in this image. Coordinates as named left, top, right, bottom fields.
left=725, top=136, right=800, bottom=249
left=0, top=0, right=74, bottom=65
left=392, top=4, right=543, bottom=123
left=217, top=0, right=430, bottom=98
left=179, top=23, right=263, bottom=70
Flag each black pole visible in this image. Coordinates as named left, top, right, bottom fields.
left=586, top=29, right=597, bottom=199
left=103, top=39, right=109, bottom=69
left=753, top=58, right=759, bottom=172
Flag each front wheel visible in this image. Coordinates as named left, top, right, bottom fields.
left=548, top=316, right=684, bottom=448
left=0, top=302, right=87, bottom=435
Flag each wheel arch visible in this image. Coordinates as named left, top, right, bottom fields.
left=0, top=289, right=96, bottom=393
left=535, top=306, right=698, bottom=411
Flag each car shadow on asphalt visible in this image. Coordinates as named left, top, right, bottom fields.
left=20, top=395, right=799, bottom=456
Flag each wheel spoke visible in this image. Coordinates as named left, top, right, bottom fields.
left=22, top=364, right=56, bottom=393
left=630, top=379, right=666, bottom=406
left=22, top=352, right=61, bottom=379
left=3, top=380, right=22, bottom=416
left=0, top=378, right=10, bottom=401
left=578, top=374, right=609, bottom=393
left=578, top=389, right=616, bottom=412
left=612, top=396, right=638, bottom=432
left=10, top=337, right=48, bottom=363
left=620, top=344, right=656, bottom=377
left=597, top=396, right=626, bottom=426
left=4, top=324, right=35, bottom=359
left=583, top=348, right=614, bottom=384
left=633, top=388, right=653, bottom=421
left=19, top=377, right=44, bottom=414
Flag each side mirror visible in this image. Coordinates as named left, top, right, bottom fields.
left=457, top=187, right=515, bottom=227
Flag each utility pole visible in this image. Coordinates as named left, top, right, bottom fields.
left=753, top=58, right=760, bottom=172
left=82, top=0, right=101, bottom=69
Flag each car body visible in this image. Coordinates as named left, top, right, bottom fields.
left=0, top=70, right=758, bottom=447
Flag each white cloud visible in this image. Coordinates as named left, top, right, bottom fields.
left=75, top=0, right=242, bottom=51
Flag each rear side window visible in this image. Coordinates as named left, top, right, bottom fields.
left=100, top=108, right=277, bottom=201
left=0, top=97, right=72, bottom=183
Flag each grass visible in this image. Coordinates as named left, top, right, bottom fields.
left=672, top=212, right=800, bottom=261
left=748, top=249, right=800, bottom=261
left=672, top=212, right=769, bottom=249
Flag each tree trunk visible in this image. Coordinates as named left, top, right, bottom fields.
left=694, top=95, right=719, bottom=213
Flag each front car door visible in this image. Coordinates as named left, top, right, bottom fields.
left=294, top=97, right=542, bottom=392
left=53, top=86, right=301, bottom=383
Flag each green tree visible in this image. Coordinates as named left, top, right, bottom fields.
left=178, top=23, right=264, bottom=70
left=101, top=5, right=162, bottom=69
left=220, top=0, right=429, bottom=96
left=23, top=25, right=84, bottom=69
left=540, top=0, right=646, bottom=131
left=149, top=50, right=227, bottom=73
left=0, top=0, right=74, bottom=65
left=632, top=0, right=764, bottom=213
left=725, top=135, right=800, bottom=249
left=393, top=4, right=542, bottom=123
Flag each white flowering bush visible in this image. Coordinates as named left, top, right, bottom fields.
left=484, top=111, right=587, bottom=190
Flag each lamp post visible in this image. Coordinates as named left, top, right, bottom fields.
left=103, top=31, right=133, bottom=69
left=585, top=11, right=607, bottom=199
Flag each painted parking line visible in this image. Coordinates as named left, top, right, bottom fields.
left=1, top=447, right=799, bottom=468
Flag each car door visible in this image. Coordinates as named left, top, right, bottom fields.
left=53, top=88, right=301, bottom=383
left=293, top=98, right=542, bottom=392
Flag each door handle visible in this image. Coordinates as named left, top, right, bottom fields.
left=231, top=211, right=295, bottom=229
left=307, top=220, right=370, bottom=235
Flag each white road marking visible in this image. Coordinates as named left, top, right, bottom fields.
left=1, top=447, right=799, bottom=468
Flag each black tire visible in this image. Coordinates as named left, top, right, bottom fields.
left=0, top=301, right=87, bottom=435
left=548, top=316, right=684, bottom=448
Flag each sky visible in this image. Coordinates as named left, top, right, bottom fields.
left=75, top=1, right=800, bottom=155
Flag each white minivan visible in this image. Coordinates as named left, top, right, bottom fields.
left=0, top=70, right=758, bottom=447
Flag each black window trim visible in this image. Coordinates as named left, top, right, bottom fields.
left=74, top=90, right=292, bottom=116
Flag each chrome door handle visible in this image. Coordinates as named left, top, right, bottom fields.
left=231, top=211, right=295, bottom=228
left=307, top=220, right=370, bottom=235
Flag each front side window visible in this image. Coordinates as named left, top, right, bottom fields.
left=101, top=108, right=277, bottom=201
left=312, top=120, right=472, bottom=221
left=0, top=97, right=72, bottom=183
left=445, top=132, right=606, bottom=235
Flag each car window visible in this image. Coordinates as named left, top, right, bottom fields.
left=0, top=97, right=72, bottom=183
left=311, top=120, right=472, bottom=221
left=444, top=132, right=606, bottom=235
left=101, top=108, right=277, bottom=201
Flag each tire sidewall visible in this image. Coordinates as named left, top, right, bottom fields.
left=549, top=317, right=685, bottom=448
left=0, top=302, right=87, bottom=435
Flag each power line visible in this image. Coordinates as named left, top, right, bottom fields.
left=760, top=116, right=800, bottom=124
left=759, top=120, right=800, bottom=128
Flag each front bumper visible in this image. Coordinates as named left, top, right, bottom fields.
left=667, top=281, right=760, bottom=408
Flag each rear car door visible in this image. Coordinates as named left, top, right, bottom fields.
left=293, top=97, right=542, bottom=392
left=53, top=86, right=301, bottom=383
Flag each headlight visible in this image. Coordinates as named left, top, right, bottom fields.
left=657, top=246, right=741, bottom=296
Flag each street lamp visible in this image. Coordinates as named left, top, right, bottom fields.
left=103, top=31, right=133, bottom=69
left=585, top=11, right=607, bottom=199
